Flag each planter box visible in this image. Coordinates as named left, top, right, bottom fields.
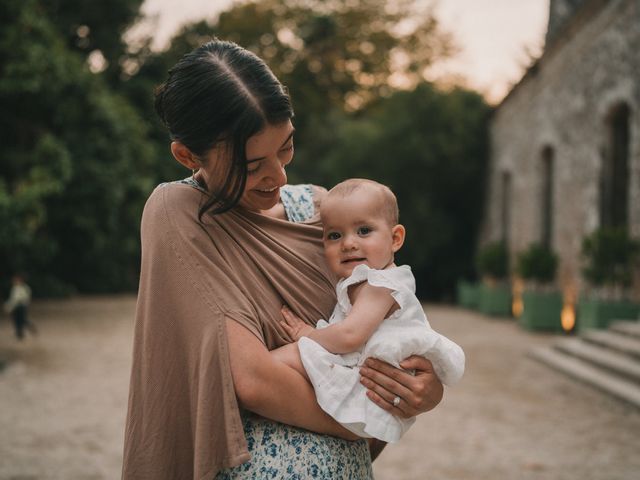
left=577, top=298, right=640, bottom=331
left=456, top=281, right=480, bottom=309
left=478, top=284, right=512, bottom=317
left=519, top=291, right=563, bottom=331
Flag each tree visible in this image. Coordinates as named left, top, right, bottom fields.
left=0, top=0, right=154, bottom=295
left=43, top=0, right=144, bottom=80
left=312, top=84, right=490, bottom=298
left=210, top=0, right=453, bottom=110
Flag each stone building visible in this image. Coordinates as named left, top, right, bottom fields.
left=481, top=0, right=640, bottom=305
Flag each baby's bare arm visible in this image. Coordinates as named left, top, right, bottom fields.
left=301, top=284, right=396, bottom=354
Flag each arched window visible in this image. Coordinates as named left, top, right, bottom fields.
left=541, top=146, right=554, bottom=247
left=600, top=103, right=631, bottom=227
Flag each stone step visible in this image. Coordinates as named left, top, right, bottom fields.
left=530, top=347, right=640, bottom=408
left=581, top=330, right=640, bottom=359
left=610, top=320, right=640, bottom=339
left=555, top=338, right=640, bottom=383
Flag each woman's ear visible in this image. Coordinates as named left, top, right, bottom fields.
left=170, top=141, right=200, bottom=170
left=391, top=224, right=406, bottom=253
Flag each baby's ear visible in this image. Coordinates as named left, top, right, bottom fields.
left=391, top=224, right=406, bottom=252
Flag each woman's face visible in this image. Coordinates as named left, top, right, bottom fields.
left=199, top=120, right=295, bottom=213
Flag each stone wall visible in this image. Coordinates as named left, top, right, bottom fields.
left=481, top=0, right=640, bottom=296
left=546, top=0, right=588, bottom=44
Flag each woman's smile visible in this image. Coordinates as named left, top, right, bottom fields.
left=257, top=186, right=279, bottom=193
left=239, top=121, right=294, bottom=212
left=249, top=185, right=281, bottom=202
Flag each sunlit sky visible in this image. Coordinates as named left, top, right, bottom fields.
left=130, top=0, right=549, bottom=104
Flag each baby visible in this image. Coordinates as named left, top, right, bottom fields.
left=272, top=179, right=465, bottom=443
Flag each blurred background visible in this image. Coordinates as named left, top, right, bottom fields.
left=2, top=1, right=640, bottom=479
left=0, top=0, right=547, bottom=301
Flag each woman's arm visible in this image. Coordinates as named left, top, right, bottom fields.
left=225, top=319, right=359, bottom=440
left=270, top=342, right=308, bottom=379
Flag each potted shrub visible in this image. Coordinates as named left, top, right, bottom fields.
left=516, top=243, right=563, bottom=331
left=578, top=227, right=640, bottom=331
left=476, top=241, right=511, bottom=316
left=456, top=279, right=481, bottom=309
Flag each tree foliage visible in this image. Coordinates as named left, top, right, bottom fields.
left=1, top=0, right=490, bottom=299
left=476, top=241, right=509, bottom=282
left=582, top=228, right=640, bottom=288
left=127, top=0, right=452, bottom=108
left=516, top=243, right=558, bottom=284
left=308, top=84, right=490, bottom=298
left=43, top=0, right=144, bottom=80
left=210, top=0, right=453, bottom=111
left=0, top=0, right=154, bottom=295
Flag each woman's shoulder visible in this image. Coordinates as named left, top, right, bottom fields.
left=142, top=180, right=204, bottom=228
left=156, top=176, right=207, bottom=195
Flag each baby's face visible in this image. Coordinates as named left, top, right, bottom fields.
left=321, top=191, right=400, bottom=278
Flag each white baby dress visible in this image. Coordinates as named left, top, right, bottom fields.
left=297, top=264, right=465, bottom=443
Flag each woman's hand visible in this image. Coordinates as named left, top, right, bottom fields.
left=359, top=356, right=443, bottom=418
left=280, top=306, right=314, bottom=341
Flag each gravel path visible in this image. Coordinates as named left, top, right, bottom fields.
left=0, top=297, right=638, bottom=479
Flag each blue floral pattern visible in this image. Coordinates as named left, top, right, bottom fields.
left=172, top=175, right=208, bottom=193
left=280, top=184, right=315, bottom=222
left=216, top=412, right=373, bottom=479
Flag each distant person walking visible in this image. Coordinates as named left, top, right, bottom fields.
left=4, top=274, right=36, bottom=340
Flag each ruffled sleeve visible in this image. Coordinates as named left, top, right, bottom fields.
left=335, top=264, right=422, bottom=322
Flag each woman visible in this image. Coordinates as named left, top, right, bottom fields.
left=122, top=40, right=443, bottom=480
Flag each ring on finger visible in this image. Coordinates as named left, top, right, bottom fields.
left=392, top=396, right=401, bottom=407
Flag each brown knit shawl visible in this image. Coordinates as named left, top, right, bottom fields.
left=122, top=183, right=337, bottom=479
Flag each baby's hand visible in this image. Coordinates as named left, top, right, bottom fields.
left=280, top=306, right=314, bottom=341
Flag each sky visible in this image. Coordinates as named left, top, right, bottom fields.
left=129, top=0, right=550, bottom=104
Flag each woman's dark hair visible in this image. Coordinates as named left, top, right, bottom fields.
left=154, top=39, right=294, bottom=217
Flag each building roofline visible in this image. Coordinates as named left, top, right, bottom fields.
left=496, top=0, right=611, bottom=110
